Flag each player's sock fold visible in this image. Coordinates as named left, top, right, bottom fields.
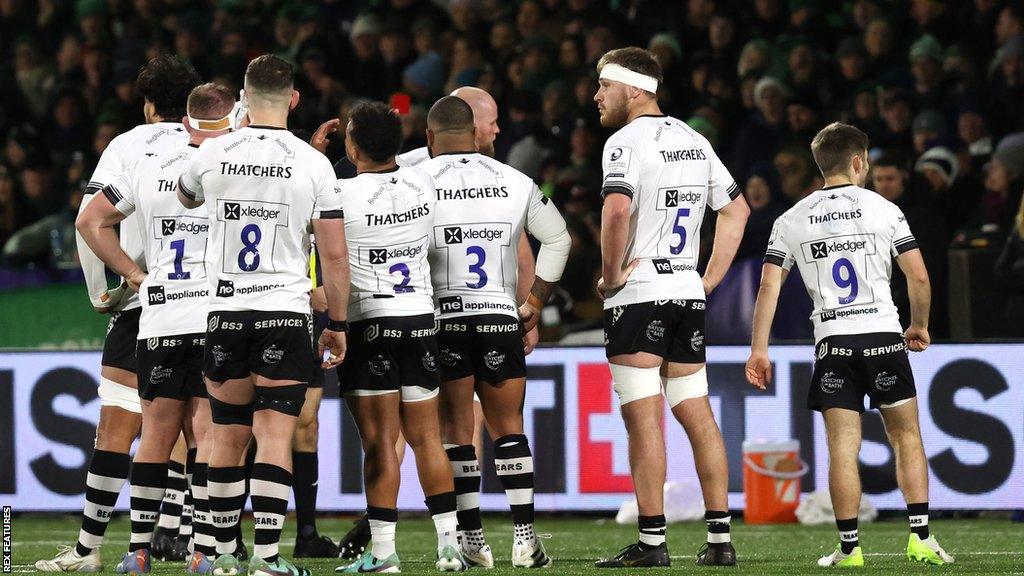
left=493, top=434, right=535, bottom=538
left=157, top=459, right=186, bottom=532
left=837, top=517, right=859, bottom=554
left=445, top=444, right=483, bottom=534
left=207, top=466, right=245, bottom=556
left=367, top=506, right=398, bottom=561
left=129, top=462, right=169, bottom=552
left=190, top=462, right=217, bottom=556
left=908, top=502, right=929, bottom=539
left=705, top=510, right=731, bottom=544
left=425, top=491, right=459, bottom=551
left=250, top=462, right=292, bottom=563
left=292, top=451, right=318, bottom=535
left=637, top=514, right=667, bottom=550
left=76, top=449, right=131, bottom=557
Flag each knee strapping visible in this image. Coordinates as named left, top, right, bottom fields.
left=610, top=364, right=662, bottom=405
left=254, top=384, right=306, bottom=416
left=209, top=397, right=254, bottom=426
left=664, top=366, right=708, bottom=407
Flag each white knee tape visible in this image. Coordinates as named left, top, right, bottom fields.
left=610, top=364, right=662, bottom=405
left=664, top=367, right=709, bottom=407
left=98, top=377, right=142, bottom=413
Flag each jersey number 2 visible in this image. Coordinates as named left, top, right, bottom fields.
left=389, top=263, right=414, bottom=293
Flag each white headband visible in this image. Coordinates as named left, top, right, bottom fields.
left=599, top=63, right=658, bottom=93
left=187, top=113, right=233, bottom=132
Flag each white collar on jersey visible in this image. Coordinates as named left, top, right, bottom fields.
left=599, top=63, right=658, bottom=93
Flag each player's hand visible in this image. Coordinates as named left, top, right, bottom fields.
left=745, top=350, right=772, bottom=389
left=702, top=275, right=718, bottom=296
left=518, top=302, right=541, bottom=333
left=597, top=259, right=640, bottom=300
left=310, top=287, right=328, bottom=313
left=318, top=329, right=347, bottom=368
left=310, top=118, right=341, bottom=155
left=904, top=325, right=930, bottom=352
left=94, top=282, right=129, bottom=313
left=126, top=270, right=146, bottom=293
left=523, top=325, right=539, bottom=355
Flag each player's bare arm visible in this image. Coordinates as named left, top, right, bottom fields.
left=598, top=193, right=639, bottom=299
left=897, top=248, right=932, bottom=352
left=312, top=217, right=350, bottom=368
left=746, top=263, right=789, bottom=390
left=703, top=195, right=751, bottom=295
left=75, top=190, right=146, bottom=292
left=515, top=233, right=541, bottom=352
left=177, top=183, right=203, bottom=209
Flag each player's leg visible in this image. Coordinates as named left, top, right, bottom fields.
left=341, top=392, right=403, bottom=572
left=36, top=308, right=144, bottom=573
left=595, top=352, right=669, bottom=568
left=879, top=398, right=954, bottom=564
left=400, top=394, right=465, bottom=571
left=187, top=393, right=219, bottom=573
left=477, top=376, right=551, bottom=569
left=115, top=396, right=187, bottom=575
left=292, top=385, right=339, bottom=557
left=667, top=364, right=735, bottom=566
left=153, top=435, right=188, bottom=561
left=819, top=407, right=865, bottom=567
left=436, top=318, right=488, bottom=565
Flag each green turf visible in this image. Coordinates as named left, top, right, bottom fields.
left=10, top=515, right=1023, bottom=575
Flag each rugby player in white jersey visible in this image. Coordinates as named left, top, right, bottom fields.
left=313, top=87, right=539, bottom=561
left=177, top=55, right=349, bottom=576
left=331, top=101, right=465, bottom=574
left=745, top=122, right=954, bottom=568
left=591, top=48, right=749, bottom=568
left=76, top=83, right=236, bottom=575
left=35, top=55, right=198, bottom=574
left=419, top=96, right=570, bottom=568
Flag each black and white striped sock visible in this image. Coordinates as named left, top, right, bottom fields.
left=207, top=466, right=245, bottom=556
left=638, top=514, right=666, bottom=548
left=75, top=449, right=131, bottom=557
left=705, top=510, right=731, bottom=544
left=494, top=435, right=535, bottom=540
left=445, top=444, right=483, bottom=541
left=129, top=462, right=168, bottom=552
left=157, top=459, right=186, bottom=533
left=190, top=462, right=217, bottom=556
left=250, top=463, right=291, bottom=563
left=179, top=448, right=195, bottom=542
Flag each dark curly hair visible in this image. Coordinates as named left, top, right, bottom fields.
left=135, top=55, right=201, bottom=121
left=349, top=101, right=403, bottom=163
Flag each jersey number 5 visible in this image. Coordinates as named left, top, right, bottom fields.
left=669, top=208, right=690, bottom=255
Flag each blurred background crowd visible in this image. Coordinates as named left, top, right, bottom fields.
left=2, top=0, right=1024, bottom=340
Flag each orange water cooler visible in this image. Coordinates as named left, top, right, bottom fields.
left=742, top=439, right=809, bottom=524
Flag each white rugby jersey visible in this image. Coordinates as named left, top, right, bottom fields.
left=600, top=115, right=740, bottom=308
left=765, top=184, right=918, bottom=341
left=396, top=146, right=430, bottom=167
left=105, top=145, right=210, bottom=338
left=178, top=126, right=343, bottom=314
left=338, top=166, right=436, bottom=322
left=80, top=122, right=189, bottom=310
left=420, top=152, right=557, bottom=319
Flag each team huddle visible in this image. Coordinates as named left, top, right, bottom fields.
left=34, top=44, right=953, bottom=575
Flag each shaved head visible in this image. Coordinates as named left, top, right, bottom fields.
left=450, top=86, right=500, bottom=156
left=427, top=96, right=474, bottom=134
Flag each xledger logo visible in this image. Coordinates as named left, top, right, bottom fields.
left=444, top=227, right=503, bottom=244
left=369, top=245, right=422, bottom=264
left=369, top=249, right=387, bottom=264
left=224, top=202, right=281, bottom=221
left=664, top=189, right=702, bottom=207
left=161, top=219, right=208, bottom=235
left=161, top=219, right=176, bottom=236
left=810, top=239, right=868, bottom=259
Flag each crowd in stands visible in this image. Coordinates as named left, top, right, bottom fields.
left=2, top=0, right=1024, bottom=338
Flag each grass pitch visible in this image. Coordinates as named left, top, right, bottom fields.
left=9, top=515, right=1023, bottom=575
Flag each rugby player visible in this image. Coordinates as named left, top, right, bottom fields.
left=332, top=101, right=465, bottom=573
left=745, top=122, right=954, bottom=567
left=177, top=55, right=349, bottom=576
left=591, top=48, right=749, bottom=568
left=419, top=96, right=570, bottom=568
left=36, top=55, right=199, bottom=574
left=77, top=82, right=237, bottom=575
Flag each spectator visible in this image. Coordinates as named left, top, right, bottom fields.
left=963, top=137, right=1024, bottom=236
left=736, top=162, right=786, bottom=259
left=732, top=76, right=789, bottom=181
left=994, top=194, right=1024, bottom=331
left=911, top=109, right=947, bottom=154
